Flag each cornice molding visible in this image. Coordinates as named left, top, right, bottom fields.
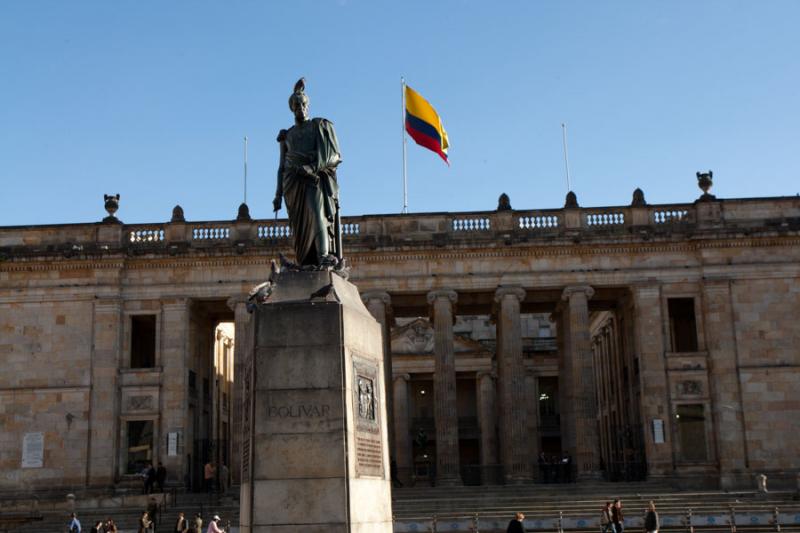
left=1, top=235, right=798, bottom=273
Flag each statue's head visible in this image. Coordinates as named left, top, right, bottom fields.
left=288, top=78, right=309, bottom=122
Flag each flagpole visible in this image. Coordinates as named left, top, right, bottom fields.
left=561, top=123, right=572, bottom=192
left=243, top=135, right=249, bottom=204
left=401, top=77, right=408, bottom=214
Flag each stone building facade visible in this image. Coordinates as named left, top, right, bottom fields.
left=1, top=187, right=799, bottom=493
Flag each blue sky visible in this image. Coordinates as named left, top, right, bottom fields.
left=1, top=1, right=799, bottom=225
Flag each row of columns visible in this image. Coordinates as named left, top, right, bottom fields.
left=592, top=315, right=638, bottom=474
left=363, top=285, right=602, bottom=484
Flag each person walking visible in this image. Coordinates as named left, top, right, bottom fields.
left=146, top=497, right=159, bottom=532
left=206, top=514, right=224, bottom=533
left=506, top=512, right=526, bottom=533
left=204, top=462, right=216, bottom=494
left=192, top=513, right=203, bottom=533
left=90, top=520, right=104, bottom=533
left=611, top=499, right=624, bottom=533
left=138, top=511, right=151, bottom=533
left=174, top=511, right=189, bottom=533
left=644, top=501, right=659, bottom=533
left=67, top=513, right=82, bottom=533
left=156, top=462, right=167, bottom=492
left=601, top=501, right=614, bottom=533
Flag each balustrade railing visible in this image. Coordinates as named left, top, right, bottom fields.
left=518, top=212, right=560, bottom=230
left=452, top=216, right=491, bottom=232
left=652, top=207, right=690, bottom=224
left=10, top=196, right=800, bottom=255
left=341, top=221, right=360, bottom=236
left=585, top=210, right=626, bottom=226
left=257, top=222, right=291, bottom=240
left=128, top=226, right=165, bottom=244
left=191, top=225, right=230, bottom=240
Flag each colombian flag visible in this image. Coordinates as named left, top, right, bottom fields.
left=405, top=85, right=449, bottom=164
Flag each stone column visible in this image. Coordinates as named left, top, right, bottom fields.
left=560, top=285, right=600, bottom=480
left=631, top=285, right=673, bottom=477
left=494, top=286, right=532, bottom=483
left=427, top=289, right=461, bottom=486
left=524, top=372, right=540, bottom=474
left=88, top=298, right=122, bottom=486
left=476, top=371, right=498, bottom=484
left=362, top=291, right=395, bottom=457
left=160, top=299, right=191, bottom=485
left=393, top=374, right=412, bottom=484
left=227, top=295, right=250, bottom=485
left=702, top=280, right=748, bottom=488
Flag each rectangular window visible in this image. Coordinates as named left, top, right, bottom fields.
left=676, top=404, right=707, bottom=461
left=668, top=298, right=698, bottom=352
left=126, top=420, right=154, bottom=474
left=130, top=315, right=157, bottom=368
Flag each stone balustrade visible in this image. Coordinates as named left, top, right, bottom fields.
left=1, top=196, right=799, bottom=256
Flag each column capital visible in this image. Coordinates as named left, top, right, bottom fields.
left=427, top=289, right=458, bottom=305
left=361, top=291, right=391, bottom=306
left=561, top=285, right=595, bottom=302
left=226, top=294, right=249, bottom=311
left=476, top=370, right=497, bottom=381
left=393, top=373, right=411, bottom=383
left=494, top=286, right=526, bottom=303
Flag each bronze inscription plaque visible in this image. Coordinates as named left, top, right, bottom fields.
left=352, top=356, right=384, bottom=478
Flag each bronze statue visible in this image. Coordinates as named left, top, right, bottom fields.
left=273, top=78, right=343, bottom=268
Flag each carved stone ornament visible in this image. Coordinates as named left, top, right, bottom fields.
left=357, top=376, right=376, bottom=421
left=236, top=202, right=252, bottom=221
left=171, top=204, right=185, bottom=223
left=564, top=190, right=579, bottom=208
left=497, top=192, right=512, bottom=211
left=127, top=395, right=153, bottom=411
left=696, top=170, right=716, bottom=201
left=677, top=380, right=703, bottom=396
left=407, top=321, right=434, bottom=352
left=631, top=188, right=647, bottom=207
left=103, top=194, right=122, bottom=224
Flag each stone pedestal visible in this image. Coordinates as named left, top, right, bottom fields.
left=239, top=271, right=393, bottom=533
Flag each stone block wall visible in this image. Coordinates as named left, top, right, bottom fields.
left=0, top=388, right=90, bottom=489
left=734, top=277, right=800, bottom=472
left=0, top=301, right=92, bottom=389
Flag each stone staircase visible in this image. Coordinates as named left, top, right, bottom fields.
left=2, top=491, right=239, bottom=533
left=3, top=483, right=800, bottom=532
left=391, top=482, right=800, bottom=531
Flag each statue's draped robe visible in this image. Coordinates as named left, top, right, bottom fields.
left=279, top=118, right=341, bottom=266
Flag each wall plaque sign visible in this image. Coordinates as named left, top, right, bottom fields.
left=22, top=432, right=44, bottom=468
left=167, top=432, right=179, bottom=457
left=352, top=356, right=384, bottom=478
left=652, top=419, right=665, bottom=444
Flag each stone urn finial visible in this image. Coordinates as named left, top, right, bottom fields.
left=696, top=170, right=716, bottom=200
left=497, top=193, right=512, bottom=211
left=237, top=202, right=252, bottom=221
left=102, top=194, right=122, bottom=223
left=171, top=204, right=185, bottom=223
